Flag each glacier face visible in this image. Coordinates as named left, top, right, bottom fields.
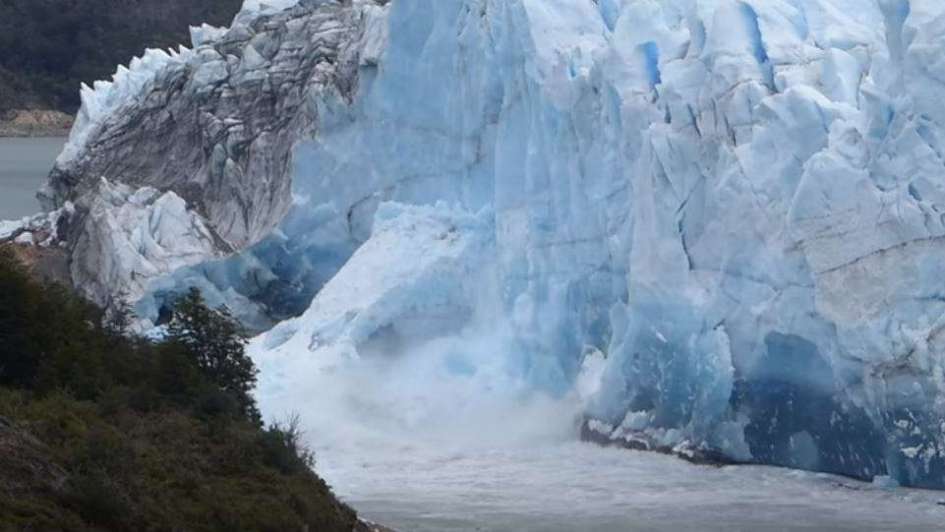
left=40, top=0, right=372, bottom=312
left=40, top=0, right=945, bottom=487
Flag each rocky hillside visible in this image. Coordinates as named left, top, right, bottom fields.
left=0, top=0, right=242, bottom=114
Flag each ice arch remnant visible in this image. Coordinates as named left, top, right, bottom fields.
left=36, top=0, right=945, bottom=488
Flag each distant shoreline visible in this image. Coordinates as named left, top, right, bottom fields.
left=0, top=109, right=72, bottom=138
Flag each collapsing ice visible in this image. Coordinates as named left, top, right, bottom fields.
left=29, top=0, right=945, bottom=488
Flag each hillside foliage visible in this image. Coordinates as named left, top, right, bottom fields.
left=0, top=246, right=359, bottom=531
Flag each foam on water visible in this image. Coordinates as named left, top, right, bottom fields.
left=318, top=442, right=945, bottom=532
left=283, top=369, right=945, bottom=532
left=319, top=442, right=945, bottom=532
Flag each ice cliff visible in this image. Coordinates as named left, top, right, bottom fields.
left=31, top=0, right=945, bottom=488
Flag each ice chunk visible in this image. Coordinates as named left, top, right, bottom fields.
left=250, top=201, right=494, bottom=365
left=69, top=179, right=219, bottom=311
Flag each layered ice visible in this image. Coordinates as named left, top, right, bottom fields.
left=40, top=0, right=945, bottom=488
left=69, top=179, right=221, bottom=309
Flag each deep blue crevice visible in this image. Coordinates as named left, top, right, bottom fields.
left=739, top=1, right=775, bottom=89
left=640, top=41, right=662, bottom=89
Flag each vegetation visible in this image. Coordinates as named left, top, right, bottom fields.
left=0, top=0, right=243, bottom=113
left=0, top=246, right=360, bottom=531
left=167, top=288, right=262, bottom=424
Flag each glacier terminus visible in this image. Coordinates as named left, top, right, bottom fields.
left=10, top=0, right=945, bottom=490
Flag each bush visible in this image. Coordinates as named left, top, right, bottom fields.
left=260, top=414, right=316, bottom=475
left=64, top=469, right=133, bottom=527
left=0, top=247, right=49, bottom=388
left=167, top=288, right=261, bottom=423
left=0, top=247, right=125, bottom=399
left=0, top=248, right=361, bottom=531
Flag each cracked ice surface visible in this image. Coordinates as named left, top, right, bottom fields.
left=46, top=0, right=945, bottom=488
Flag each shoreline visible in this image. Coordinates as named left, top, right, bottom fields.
left=0, top=129, right=71, bottom=138
left=0, top=109, right=73, bottom=138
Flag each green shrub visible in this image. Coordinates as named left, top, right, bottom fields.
left=260, top=415, right=316, bottom=475
left=0, top=248, right=361, bottom=531
left=167, top=288, right=261, bottom=424
left=64, top=469, right=133, bottom=528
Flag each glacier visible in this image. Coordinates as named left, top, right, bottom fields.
left=19, top=0, right=945, bottom=488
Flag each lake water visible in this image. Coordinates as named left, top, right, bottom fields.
left=316, top=442, right=945, bottom=532
left=0, top=137, right=65, bottom=220
left=272, top=353, right=945, bottom=532
left=253, top=320, right=945, bottom=532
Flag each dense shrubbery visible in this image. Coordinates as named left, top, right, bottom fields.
left=0, top=246, right=359, bottom=531
left=168, top=288, right=261, bottom=423
left=0, top=0, right=242, bottom=113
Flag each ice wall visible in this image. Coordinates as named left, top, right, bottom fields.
left=259, top=0, right=945, bottom=487
left=44, top=0, right=945, bottom=488
left=41, top=0, right=373, bottom=312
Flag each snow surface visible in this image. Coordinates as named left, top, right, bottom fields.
left=49, top=0, right=945, bottom=488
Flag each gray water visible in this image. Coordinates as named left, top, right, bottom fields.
left=0, top=137, right=66, bottom=220
left=318, top=442, right=945, bottom=532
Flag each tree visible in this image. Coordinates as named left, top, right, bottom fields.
left=104, top=290, right=134, bottom=339
left=0, top=246, right=110, bottom=396
left=167, top=288, right=260, bottom=422
left=0, top=246, right=42, bottom=387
